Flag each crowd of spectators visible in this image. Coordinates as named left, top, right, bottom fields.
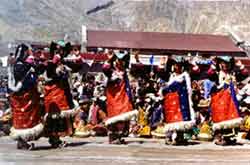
left=0, top=46, right=250, bottom=142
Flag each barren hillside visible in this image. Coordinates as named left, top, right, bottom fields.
left=0, top=0, right=250, bottom=54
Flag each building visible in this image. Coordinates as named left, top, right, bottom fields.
left=86, top=30, right=249, bottom=69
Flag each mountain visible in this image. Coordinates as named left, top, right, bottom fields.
left=1, top=0, right=250, bottom=54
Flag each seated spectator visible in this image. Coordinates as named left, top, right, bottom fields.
left=73, top=95, right=91, bottom=137
left=86, top=97, right=107, bottom=136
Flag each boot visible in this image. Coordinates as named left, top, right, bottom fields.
left=49, top=136, right=62, bottom=148
left=109, top=132, right=122, bottom=144
left=17, top=139, right=33, bottom=150
left=58, top=141, right=68, bottom=148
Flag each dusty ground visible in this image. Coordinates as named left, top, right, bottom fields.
left=1, top=136, right=250, bottom=165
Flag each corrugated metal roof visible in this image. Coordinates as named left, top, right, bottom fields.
left=87, top=30, right=246, bottom=56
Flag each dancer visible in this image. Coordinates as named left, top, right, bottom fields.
left=212, top=56, right=242, bottom=145
left=152, top=57, right=195, bottom=144
left=103, top=50, right=138, bottom=144
left=42, top=41, right=79, bottom=148
left=8, top=44, right=43, bottom=150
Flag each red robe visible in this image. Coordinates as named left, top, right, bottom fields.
left=106, top=81, right=133, bottom=119
left=10, top=87, right=41, bottom=130
left=44, top=84, right=70, bottom=113
left=43, top=83, right=73, bottom=137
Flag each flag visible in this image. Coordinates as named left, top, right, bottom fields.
left=149, top=55, right=154, bottom=65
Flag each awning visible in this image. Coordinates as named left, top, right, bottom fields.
left=87, top=30, right=246, bottom=57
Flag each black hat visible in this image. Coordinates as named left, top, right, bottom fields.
left=15, top=44, right=30, bottom=62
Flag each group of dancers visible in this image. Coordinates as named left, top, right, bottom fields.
left=7, top=41, right=250, bottom=150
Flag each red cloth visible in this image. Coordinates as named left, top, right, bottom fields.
left=10, top=88, right=41, bottom=129
left=44, top=84, right=70, bottom=113
left=211, top=88, right=239, bottom=123
left=43, top=84, right=73, bottom=137
left=106, top=81, right=133, bottom=118
left=163, top=92, right=183, bottom=123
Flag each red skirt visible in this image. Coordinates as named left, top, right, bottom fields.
left=44, top=84, right=73, bottom=137
left=44, top=84, right=70, bottom=113
left=10, top=88, right=41, bottom=129
left=106, top=81, right=133, bottom=118
left=211, top=88, right=239, bottom=123
left=163, top=91, right=183, bottom=123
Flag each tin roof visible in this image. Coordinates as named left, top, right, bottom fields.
left=87, top=30, right=246, bottom=56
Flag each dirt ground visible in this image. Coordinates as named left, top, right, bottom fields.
left=1, top=136, right=250, bottom=165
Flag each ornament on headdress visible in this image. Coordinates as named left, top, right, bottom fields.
left=114, top=50, right=128, bottom=59
left=173, top=56, right=184, bottom=63
left=219, top=56, right=231, bottom=63
left=57, top=40, right=66, bottom=47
